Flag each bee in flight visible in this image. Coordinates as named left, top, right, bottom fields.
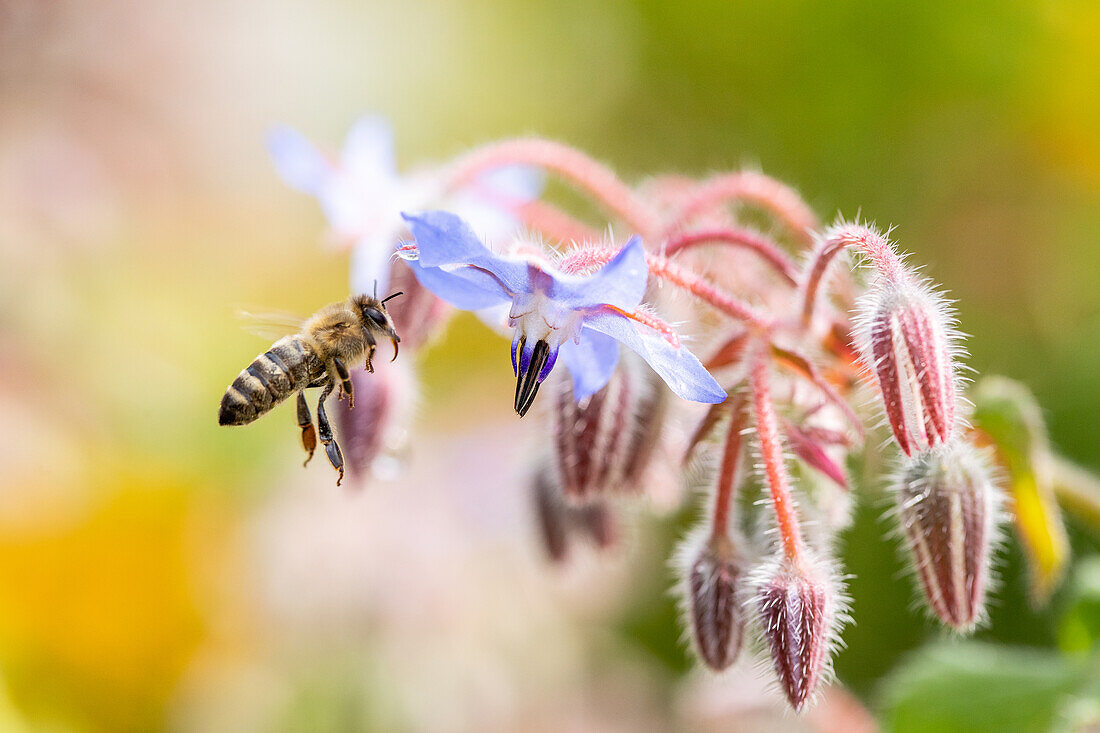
left=219, top=292, right=402, bottom=485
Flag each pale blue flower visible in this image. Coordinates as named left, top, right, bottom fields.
left=267, top=115, right=541, bottom=294
left=400, top=211, right=726, bottom=415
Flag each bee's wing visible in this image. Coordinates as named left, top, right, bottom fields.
left=235, top=309, right=305, bottom=340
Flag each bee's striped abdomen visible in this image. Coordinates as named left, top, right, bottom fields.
left=219, top=336, right=319, bottom=426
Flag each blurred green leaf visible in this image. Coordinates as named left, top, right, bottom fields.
left=1059, top=556, right=1100, bottom=655
left=880, top=642, right=1084, bottom=733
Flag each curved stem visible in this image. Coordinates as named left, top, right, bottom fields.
left=669, top=172, right=819, bottom=246
left=711, top=397, right=746, bottom=540
left=664, top=228, right=799, bottom=286
left=567, top=247, right=772, bottom=330
left=516, top=200, right=600, bottom=244
left=800, top=223, right=908, bottom=328
left=446, top=138, right=660, bottom=238
left=751, top=350, right=805, bottom=563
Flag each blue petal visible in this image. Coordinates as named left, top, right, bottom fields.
left=583, top=310, right=726, bottom=404
left=267, top=125, right=330, bottom=195
left=341, top=115, right=396, bottom=180
left=547, top=236, right=648, bottom=312
left=407, top=258, right=513, bottom=311
left=402, top=211, right=531, bottom=294
left=559, top=328, right=621, bottom=401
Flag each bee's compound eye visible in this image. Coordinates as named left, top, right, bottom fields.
left=363, top=307, right=387, bottom=326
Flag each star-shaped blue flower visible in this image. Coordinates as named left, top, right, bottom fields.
left=401, top=211, right=726, bottom=415
left=267, top=115, right=541, bottom=295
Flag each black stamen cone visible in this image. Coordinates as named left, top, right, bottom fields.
left=515, top=339, right=551, bottom=417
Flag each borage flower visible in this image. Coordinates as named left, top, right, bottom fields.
left=399, top=211, right=726, bottom=416
left=267, top=115, right=542, bottom=294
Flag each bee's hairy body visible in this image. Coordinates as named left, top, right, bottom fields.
left=219, top=294, right=402, bottom=485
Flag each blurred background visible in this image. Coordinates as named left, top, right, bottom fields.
left=0, top=1, right=1098, bottom=730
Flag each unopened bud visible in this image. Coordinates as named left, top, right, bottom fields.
left=532, top=469, right=569, bottom=562
left=680, top=531, right=747, bottom=671
left=386, top=260, right=449, bottom=350
left=754, top=554, right=843, bottom=711
left=894, top=441, right=999, bottom=630
left=531, top=468, right=620, bottom=563
left=572, top=500, right=618, bottom=549
left=551, top=356, right=667, bottom=501
left=858, top=279, right=959, bottom=455
left=337, top=358, right=414, bottom=480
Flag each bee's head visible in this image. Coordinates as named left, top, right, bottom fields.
left=353, top=291, right=403, bottom=361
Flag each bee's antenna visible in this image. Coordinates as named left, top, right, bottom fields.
left=381, top=291, right=404, bottom=304
left=373, top=280, right=378, bottom=299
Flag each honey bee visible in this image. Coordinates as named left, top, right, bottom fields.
left=219, top=292, right=402, bottom=484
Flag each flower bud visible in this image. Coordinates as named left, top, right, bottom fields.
left=573, top=499, right=618, bottom=550
left=531, top=468, right=619, bottom=562
left=551, top=357, right=667, bottom=502
left=894, top=441, right=999, bottom=630
left=754, top=554, right=842, bottom=711
left=336, top=357, right=414, bottom=480
left=385, top=259, right=449, bottom=350
left=679, top=530, right=747, bottom=671
left=532, top=469, right=569, bottom=562
left=858, top=279, right=959, bottom=456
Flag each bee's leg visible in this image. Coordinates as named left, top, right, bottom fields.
left=296, top=391, right=317, bottom=466
left=362, top=328, right=377, bottom=374
left=331, top=357, right=354, bottom=409
left=316, top=382, right=344, bottom=486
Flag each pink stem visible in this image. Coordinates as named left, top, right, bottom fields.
left=567, top=247, right=772, bottom=330
left=516, top=200, right=600, bottom=243
left=750, top=351, right=805, bottom=563
left=800, top=223, right=907, bottom=327
left=711, top=397, right=745, bottom=540
left=669, top=172, right=819, bottom=246
left=446, top=138, right=660, bottom=238
left=664, top=228, right=800, bottom=286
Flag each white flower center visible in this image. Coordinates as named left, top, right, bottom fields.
left=508, top=290, right=582, bottom=350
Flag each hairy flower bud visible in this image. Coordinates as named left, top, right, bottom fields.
left=551, top=357, right=667, bottom=501
left=679, top=530, right=747, bottom=671
left=532, top=469, right=570, bottom=562
left=572, top=499, right=618, bottom=550
left=894, top=441, right=999, bottom=630
left=754, top=554, right=843, bottom=711
left=857, top=278, right=959, bottom=456
left=385, top=260, right=449, bottom=350
left=337, top=357, right=414, bottom=480
left=531, top=468, right=619, bottom=563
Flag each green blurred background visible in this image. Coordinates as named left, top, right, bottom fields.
left=0, top=1, right=1097, bottom=730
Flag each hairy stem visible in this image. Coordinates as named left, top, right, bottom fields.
left=664, top=228, right=799, bottom=286
left=751, top=351, right=805, bottom=563
left=446, top=138, right=660, bottom=238
left=800, top=223, right=908, bottom=327
left=669, top=172, right=819, bottom=246
left=516, top=200, right=600, bottom=244
left=568, top=247, right=772, bottom=330
left=711, top=397, right=746, bottom=540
